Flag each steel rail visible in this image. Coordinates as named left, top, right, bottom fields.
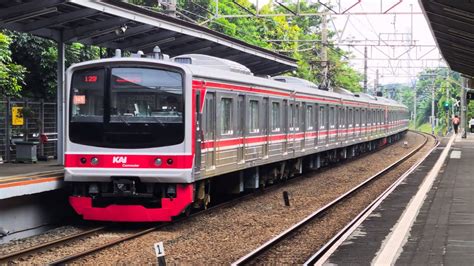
left=232, top=131, right=432, bottom=265
left=49, top=226, right=162, bottom=265
left=0, top=226, right=106, bottom=264
left=304, top=133, right=438, bottom=265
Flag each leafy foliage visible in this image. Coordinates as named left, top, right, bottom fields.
left=0, top=32, right=26, bottom=96
left=386, top=68, right=462, bottom=134
left=7, top=31, right=100, bottom=99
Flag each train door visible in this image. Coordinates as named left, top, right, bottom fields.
left=361, top=108, right=366, bottom=137
left=347, top=108, right=353, bottom=140
left=305, top=103, right=314, bottom=151
left=367, top=108, right=371, bottom=137
left=295, top=102, right=301, bottom=152
left=195, top=91, right=202, bottom=176
left=263, top=97, right=269, bottom=158
left=246, top=96, right=262, bottom=161
left=288, top=102, right=295, bottom=154
left=318, top=105, right=327, bottom=145
left=302, top=102, right=307, bottom=151
left=283, top=99, right=288, bottom=154
left=337, top=106, right=345, bottom=142
left=329, top=105, right=336, bottom=143
left=202, top=92, right=216, bottom=171
left=354, top=108, right=360, bottom=138
left=237, top=95, right=245, bottom=163
left=314, top=103, right=319, bottom=146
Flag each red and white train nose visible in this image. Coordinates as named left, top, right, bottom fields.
left=69, top=184, right=193, bottom=222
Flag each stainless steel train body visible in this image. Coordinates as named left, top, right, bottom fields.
left=65, top=54, right=409, bottom=222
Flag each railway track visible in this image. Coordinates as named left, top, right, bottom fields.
left=0, top=185, right=268, bottom=265
left=0, top=133, right=425, bottom=265
left=232, top=132, right=436, bottom=265
left=0, top=226, right=105, bottom=264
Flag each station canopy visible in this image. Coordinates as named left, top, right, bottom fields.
left=0, top=0, right=297, bottom=75
left=420, top=1, right=474, bottom=77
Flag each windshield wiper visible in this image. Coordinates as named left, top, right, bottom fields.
left=150, top=116, right=165, bottom=127
left=115, top=115, right=130, bottom=126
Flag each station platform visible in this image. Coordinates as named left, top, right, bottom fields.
left=0, top=161, right=64, bottom=200
left=326, top=131, right=474, bottom=265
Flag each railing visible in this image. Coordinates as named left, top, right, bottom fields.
left=0, top=98, right=57, bottom=162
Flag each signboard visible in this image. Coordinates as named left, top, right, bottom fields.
left=467, top=91, right=474, bottom=101
left=154, top=242, right=166, bottom=266
left=12, top=107, right=24, bottom=126
left=154, top=242, right=165, bottom=257
left=73, top=95, right=86, bottom=105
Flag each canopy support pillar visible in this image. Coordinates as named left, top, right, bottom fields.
left=57, top=32, right=65, bottom=164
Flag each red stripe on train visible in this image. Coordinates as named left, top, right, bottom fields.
left=64, top=154, right=193, bottom=169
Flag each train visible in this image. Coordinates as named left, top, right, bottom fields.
left=65, top=49, right=409, bottom=222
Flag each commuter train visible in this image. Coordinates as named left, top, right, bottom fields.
left=65, top=50, right=409, bottom=222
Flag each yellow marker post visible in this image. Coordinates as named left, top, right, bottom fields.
left=12, top=107, right=24, bottom=126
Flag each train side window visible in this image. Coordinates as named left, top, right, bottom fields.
left=237, top=95, right=244, bottom=135
left=355, top=108, right=359, bottom=126
left=249, top=100, right=260, bottom=133
left=339, top=107, right=345, bottom=128
left=319, top=106, right=325, bottom=129
left=329, top=106, right=335, bottom=128
left=271, top=101, right=281, bottom=132
left=306, top=104, right=314, bottom=130
left=204, top=93, right=215, bottom=139
left=348, top=108, right=353, bottom=127
left=220, top=97, right=233, bottom=135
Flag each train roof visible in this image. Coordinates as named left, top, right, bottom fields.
left=67, top=55, right=407, bottom=110
left=187, top=64, right=407, bottom=109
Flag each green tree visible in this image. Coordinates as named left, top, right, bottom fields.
left=8, top=31, right=100, bottom=99
left=0, top=32, right=26, bottom=96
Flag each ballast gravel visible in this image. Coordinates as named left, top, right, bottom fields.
left=252, top=134, right=436, bottom=264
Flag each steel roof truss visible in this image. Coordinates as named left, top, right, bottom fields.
left=23, top=8, right=100, bottom=32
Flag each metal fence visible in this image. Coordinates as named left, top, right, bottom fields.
left=0, top=98, right=57, bottom=162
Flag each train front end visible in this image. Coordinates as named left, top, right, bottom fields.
left=65, top=57, right=194, bottom=222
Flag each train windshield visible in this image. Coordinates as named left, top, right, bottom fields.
left=69, top=67, right=184, bottom=148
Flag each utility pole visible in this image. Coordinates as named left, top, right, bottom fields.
left=375, top=69, right=379, bottom=95
left=461, top=77, right=467, bottom=138
left=446, top=73, right=450, bottom=135
left=321, top=12, right=329, bottom=90
left=160, top=0, right=176, bottom=17
left=413, top=80, right=417, bottom=128
left=431, top=84, right=435, bottom=135
left=363, top=46, right=368, bottom=93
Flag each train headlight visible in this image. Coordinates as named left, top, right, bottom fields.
left=167, top=158, right=173, bottom=165
left=91, top=157, right=99, bottom=165
left=154, top=158, right=162, bottom=166
left=80, top=157, right=87, bottom=164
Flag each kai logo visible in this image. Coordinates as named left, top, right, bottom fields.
left=112, top=156, right=127, bottom=164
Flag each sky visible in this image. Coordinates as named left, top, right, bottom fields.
left=248, top=0, right=445, bottom=87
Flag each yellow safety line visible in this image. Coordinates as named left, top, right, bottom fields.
left=0, top=170, right=64, bottom=182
